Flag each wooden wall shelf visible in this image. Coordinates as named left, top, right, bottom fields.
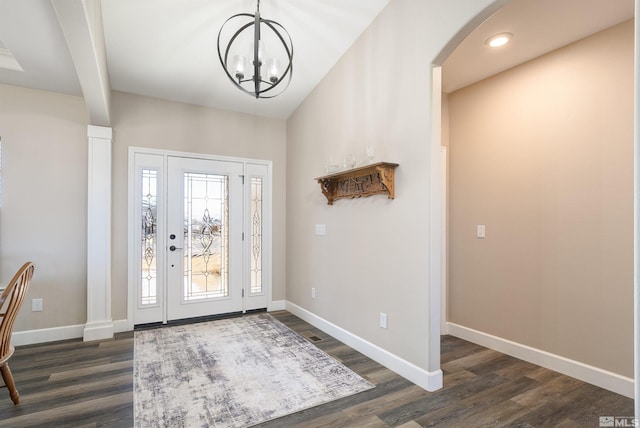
left=315, top=162, right=399, bottom=205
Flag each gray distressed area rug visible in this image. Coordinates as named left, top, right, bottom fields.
left=134, top=313, right=374, bottom=427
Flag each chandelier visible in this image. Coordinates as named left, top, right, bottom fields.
left=217, top=0, right=293, bottom=99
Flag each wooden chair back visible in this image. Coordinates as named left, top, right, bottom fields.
left=0, top=262, right=35, bottom=361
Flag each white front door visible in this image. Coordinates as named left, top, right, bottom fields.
left=166, top=156, right=243, bottom=320
left=131, top=150, right=271, bottom=325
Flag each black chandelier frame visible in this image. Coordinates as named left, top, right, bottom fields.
left=217, top=0, right=294, bottom=99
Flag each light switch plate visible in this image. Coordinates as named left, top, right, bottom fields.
left=477, top=225, right=486, bottom=239
left=379, top=312, right=388, bottom=329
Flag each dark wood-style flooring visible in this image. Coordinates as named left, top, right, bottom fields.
left=0, top=311, right=633, bottom=427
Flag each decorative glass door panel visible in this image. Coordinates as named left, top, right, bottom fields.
left=244, top=163, right=269, bottom=311
left=141, top=169, right=158, bottom=306
left=183, top=172, right=229, bottom=301
left=249, top=177, right=262, bottom=295
left=167, top=157, right=243, bottom=320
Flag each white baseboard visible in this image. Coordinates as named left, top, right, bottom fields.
left=447, top=322, right=634, bottom=398
left=12, top=303, right=288, bottom=346
left=286, top=301, right=443, bottom=391
left=11, top=324, right=85, bottom=347
left=268, top=300, right=286, bottom=311
left=11, top=319, right=132, bottom=347
left=83, top=321, right=114, bottom=342
left=440, top=323, right=450, bottom=335
left=113, top=319, right=132, bottom=333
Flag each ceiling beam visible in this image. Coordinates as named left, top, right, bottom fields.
left=51, top=0, right=111, bottom=126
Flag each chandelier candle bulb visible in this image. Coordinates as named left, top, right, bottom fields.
left=257, top=41, right=265, bottom=63
left=267, top=58, right=280, bottom=83
left=233, top=55, right=248, bottom=81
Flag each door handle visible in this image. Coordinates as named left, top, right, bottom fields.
left=169, top=245, right=183, bottom=252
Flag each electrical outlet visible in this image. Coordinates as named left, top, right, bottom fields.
left=311, top=288, right=316, bottom=299
left=380, top=312, right=388, bottom=329
left=32, top=298, right=43, bottom=312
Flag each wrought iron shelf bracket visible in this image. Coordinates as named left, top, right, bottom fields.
left=315, top=162, right=399, bottom=205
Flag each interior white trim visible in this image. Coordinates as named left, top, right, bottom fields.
left=447, top=322, right=634, bottom=398
left=440, top=145, right=449, bottom=336
left=113, top=319, right=131, bottom=334
left=268, top=300, right=286, bottom=311
left=10, top=318, right=131, bottom=347
left=428, top=65, right=443, bottom=373
left=83, top=321, right=114, bottom=342
left=11, top=324, right=85, bottom=347
left=84, top=125, right=113, bottom=342
left=51, top=0, right=111, bottom=126
left=286, top=301, right=443, bottom=392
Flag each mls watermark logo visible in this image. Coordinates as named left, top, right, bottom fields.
left=600, top=416, right=639, bottom=427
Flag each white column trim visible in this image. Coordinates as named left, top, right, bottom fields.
left=84, top=125, right=113, bottom=341
left=51, top=0, right=111, bottom=126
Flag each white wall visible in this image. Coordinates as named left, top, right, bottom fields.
left=0, top=83, right=89, bottom=331
left=448, top=20, right=634, bottom=377
left=0, top=86, right=287, bottom=332
left=109, top=91, right=287, bottom=321
left=4, top=1, right=637, bottom=401
left=285, top=0, right=497, bottom=378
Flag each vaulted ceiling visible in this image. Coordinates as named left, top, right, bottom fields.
left=0, top=0, right=391, bottom=120
left=0, top=0, right=634, bottom=121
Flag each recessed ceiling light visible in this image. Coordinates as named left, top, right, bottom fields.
left=486, top=32, right=513, bottom=48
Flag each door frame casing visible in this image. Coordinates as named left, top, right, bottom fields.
left=126, top=147, right=273, bottom=328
